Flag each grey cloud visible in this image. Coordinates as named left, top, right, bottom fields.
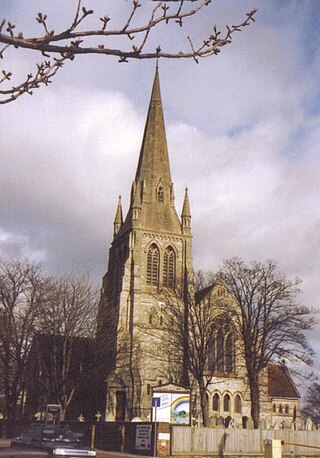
left=1, top=0, right=320, bottom=377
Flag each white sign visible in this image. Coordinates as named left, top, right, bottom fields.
left=158, top=433, right=170, bottom=441
left=135, top=424, right=152, bottom=450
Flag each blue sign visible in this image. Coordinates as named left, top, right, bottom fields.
left=151, top=397, right=161, bottom=408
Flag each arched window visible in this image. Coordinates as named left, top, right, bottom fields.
left=163, top=246, right=176, bottom=288
left=273, top=403, right=276, bottom=413
left=147, top=243, right=159, bottom=286
left=285, top=405, right=289, bottom=414
left=234, top=394, right=242, bottom=414
left=223, top=394, right=230, bottom=412
left=208, top=318, right=235, bottom=374
left=279, top=404, right=283, bottom=414
left=212, top=393, right=220, bottom=412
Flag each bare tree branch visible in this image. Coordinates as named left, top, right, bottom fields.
left=0, top=257, right=52, bottom=421
left=0, top=1, right=257, bottom=103
left=219, top=257, right=315, bottom=428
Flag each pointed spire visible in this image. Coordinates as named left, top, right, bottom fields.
left=181, top=187, right=191, bottom=233
left=113, top=195, right=123, bottom=235
left=182, top=187, right=191, bottom=218
left=123, top=65, right=182, bottom=234
left=134, top=65, right=172, bottom=188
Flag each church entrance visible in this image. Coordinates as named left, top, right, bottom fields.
left=115, top=390, right=126, bottom=421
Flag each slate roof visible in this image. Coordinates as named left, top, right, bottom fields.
left=195, top=285, right=214, bottom=304
left=268, top=364, right=300, bottom=398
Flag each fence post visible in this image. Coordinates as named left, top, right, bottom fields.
left=91, top=424, right=96, bottom=449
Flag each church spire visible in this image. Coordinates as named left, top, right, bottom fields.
left=113, top=195, right=123, bottom=235
left=124, top=65, right=181, bottom=233
left=134, top=65, right=172, bottom=187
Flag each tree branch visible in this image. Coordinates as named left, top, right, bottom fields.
left=0, top=1, right=257, bottom=103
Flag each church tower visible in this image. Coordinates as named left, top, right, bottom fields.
left=98, top=67, right=193, bottom=421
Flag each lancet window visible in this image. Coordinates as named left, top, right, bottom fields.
left=208, top=317, right=235, bottom=374
left=223, top=394, right=230, bottom=412
left=146, top=243, right=160, bottom=286
left=163, top=246, right=176, bottom=288
left=234, top=394, right=242, bottom=414
left=157, top=185, right=164, bottom=202
left=212, top=393, right=220, bottom=412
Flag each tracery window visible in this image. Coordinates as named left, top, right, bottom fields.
left=147, top=243, right=159, bottom=286
left=163, top=246, right=176, bottom=288
left=208, top=318, right=235, bottom=373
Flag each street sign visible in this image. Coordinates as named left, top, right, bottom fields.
left=151, top=397, right=161, bottom=408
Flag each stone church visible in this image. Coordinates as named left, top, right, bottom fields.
left=97, top=67, right=302, bottom=429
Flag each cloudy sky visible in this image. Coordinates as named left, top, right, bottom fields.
left=1, top=1, right=319, bottom=378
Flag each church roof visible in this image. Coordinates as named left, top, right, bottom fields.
left=195, top=285, right=215, bottom=304
left=268, top=364, right=300, bottom=399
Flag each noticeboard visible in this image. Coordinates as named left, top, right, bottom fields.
left=152, top=392, right=190, bottom=425
left=135, top=424, right=152, bottom=450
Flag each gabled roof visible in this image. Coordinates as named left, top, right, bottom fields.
left=195, top=285, right=214, bottom=304
left=268, top=364, right=300, bottom=399
left=152, top=383, right=190, bottom=393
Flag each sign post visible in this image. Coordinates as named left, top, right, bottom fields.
left=151, top=397, right=161, bottom=457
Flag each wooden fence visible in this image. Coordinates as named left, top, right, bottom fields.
left=171, top=427, right=320, bottom=457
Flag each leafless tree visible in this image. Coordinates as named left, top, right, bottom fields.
left=194, top=269, right=216, bottom=291
left=35, top=274, right=98, bottom=420
left=0, top=1, right=257, bottom=104
left=0, top=257, right=51, bottom=421
left=301, top=382, right=320, bottom=425
left=151, top=275, right=226, bottom=426
left=219, top=257, right=315, bottom=429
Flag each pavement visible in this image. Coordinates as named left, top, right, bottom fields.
left=96, top=452, right=151, bottom=458
left=0, top=439, right=151, bottom=458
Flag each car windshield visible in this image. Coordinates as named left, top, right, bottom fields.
left=41, top=428, right=78, bottom=443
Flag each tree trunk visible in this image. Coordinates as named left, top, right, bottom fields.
left=198, top=379, right=208, bottom=427
left=5, top=387, right=18, bottom=422
left=248, top=371, right=261, bottom=428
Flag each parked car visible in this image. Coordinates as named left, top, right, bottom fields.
left=10, top=424, right=96, bottom=457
